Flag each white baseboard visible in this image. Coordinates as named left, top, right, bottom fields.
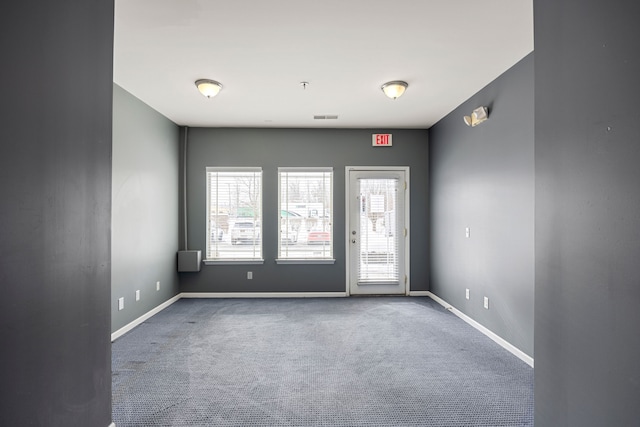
left=111, top=294, right=182, bottom=342
left=408, top=291, right=431, bottom=297
left=111, top=291, right=533, bottom=369
left=426, top=291, right=534, bottom=368
left=180, top=292, right=348, bottom=299
left=111, top=292, right=347, bottom=340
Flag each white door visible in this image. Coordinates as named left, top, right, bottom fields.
left=347, top=168, right=408, bottom=295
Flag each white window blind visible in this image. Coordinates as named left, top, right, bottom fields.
left=206, top=167, right=262, bottom=261
left=358, top=178, right=399, bottom=284
left=278, top=168, right=333, bottom=261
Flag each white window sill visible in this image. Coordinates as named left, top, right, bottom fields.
left=203, top=259, right=264, bottom=265
left=275, top=259, right=335, bottom=265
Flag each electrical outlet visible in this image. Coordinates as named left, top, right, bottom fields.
left=156, top=281, right=160, bottom=291
left=118, top=297, right=124, bottom=311
left=136, top=290, right=140, bottom=301
left=484, top=296, right=489, bottom=309
left=247, top=271, right=253, bottom=280
left=465, top=288, right=470, bottom=300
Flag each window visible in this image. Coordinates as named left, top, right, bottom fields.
left=277, top=168, right=334, bottom=263
left=206, top=167, right=262, bottom=263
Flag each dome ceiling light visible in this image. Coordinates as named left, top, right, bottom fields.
left=381, top=81, right=408, bottom=99
left=195, top=79, right=223, bottom=98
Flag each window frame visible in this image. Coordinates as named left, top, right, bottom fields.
left=276, top=167, right=335, bottom=264
left=203, top=166, right=264, bottom=265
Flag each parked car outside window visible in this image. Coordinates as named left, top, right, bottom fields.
left=307, top=230, right=330, bottom=245
left=230, top=220, right=261, bottom=245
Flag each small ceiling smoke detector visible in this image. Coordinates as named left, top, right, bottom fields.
left=195, top=79, right=223, bottom=98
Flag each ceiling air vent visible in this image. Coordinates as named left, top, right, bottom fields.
left=313, top=115, right=339, bottom=120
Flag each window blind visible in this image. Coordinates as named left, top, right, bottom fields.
left=278, top=167, right=333, bottom=260
left=357, top=178, right=399, bottom=284
left=206, top=167, right=262, bottom=261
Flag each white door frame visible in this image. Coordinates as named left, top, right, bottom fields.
left=345, top=166, right=410, bottom=296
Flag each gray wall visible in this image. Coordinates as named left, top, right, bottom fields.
left=429, top=54, right=535, bottom=357
left=0, top=2, right=114, bottom=426
left=180, top=128, right=429, bottom=293
left=112, top=84, right=180, bottom=332
left=534, top=2, right=640, bottom=425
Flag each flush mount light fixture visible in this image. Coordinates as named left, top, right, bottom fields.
left=195, top=79, right=223, bottom=98
left=463, top=106, right=489, bottom=127
left=381, top=80, right=408, bottom=99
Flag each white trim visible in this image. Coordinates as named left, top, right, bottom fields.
left=275, top=259, right=335, bottom=264
left=278, top=167, right=333, bottom=172
left=203, top=259, right=264, bottom=265
left=110, top=291, right=532, bottom=370
left=206, top=167, right=263, bottom=262
left=426, top=292, right=534, bottom=367
left=345, top=166, right=410, bottom=172
left=205, top=166, right=262, bottom=173
left=404, top=169, right=410, bottom=295
left=408, top=291, right=431, bottom=297
left=111, top=294, right=181, bottom=342
left=180, top=292, right=348, bottom=299
left=278, top=167, right=334, bottom=262
left=345, top=168, right=350, bottom=296
left=111, top=292, right=348, bottom=340
left=345, top=166, right=410, bottom=296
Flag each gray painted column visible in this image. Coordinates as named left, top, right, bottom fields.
left=535, top=1, right=640, bottom=425
left=0, top=2, right=114, bottom=426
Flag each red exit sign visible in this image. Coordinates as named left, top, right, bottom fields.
left=372, top=133, right=392, bottom=146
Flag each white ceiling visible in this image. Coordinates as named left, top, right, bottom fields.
left=114, top=0, right=533, bottom=129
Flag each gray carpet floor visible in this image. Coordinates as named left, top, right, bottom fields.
left=112, top=297, right=534, bottom=426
